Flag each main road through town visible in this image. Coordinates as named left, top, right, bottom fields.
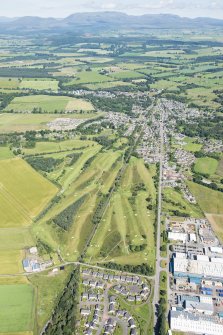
left=153, top=107, right=164, bottom=333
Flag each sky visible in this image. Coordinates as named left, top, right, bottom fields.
left=1, top=0, right=223, bottom=19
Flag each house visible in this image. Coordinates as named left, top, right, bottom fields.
left=89, top=280, right=97, bottom=288
left=81, top=309, right=91, bottom=316
left=29, top=247, right=38, bottom=254
left=127, top=296, right=135, bottom=302
left=129, top=319, right=136, bottom=328
left=82, top=292, right=88, bottom=300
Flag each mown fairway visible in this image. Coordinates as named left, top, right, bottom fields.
left=5, top=95, right=94, bottom=112
left=0, top=158, right=58, bottom=227
left=0, top=284, right=34, bottom=333
left=86, top=158, right=157, bottom=267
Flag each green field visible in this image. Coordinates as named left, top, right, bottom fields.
left=20, top=79, right=59, bottom=91
left=188, top=181, right=223, bottom=215
left=0, top=146, right=14, bottom=160
left=0, top=250, right=23, bottom=274
left=5, top=95, right=94, bottom=112
left=29, top=266, right=73, bottom=332
left=0, top=158, right=58, bottom=227
left=162, top=187, right=203, bottom=218
left=23, top=139, right=96, bottom=155
left=194, top=157, right=218, bottom=175
left=0, top=284, right=34, bottom=332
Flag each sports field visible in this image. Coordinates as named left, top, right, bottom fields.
left=0, top=158, right=58, bottom=227
left=194, top=157, right=218, bottom=175
left=5, top=95, right=94, bottom=112
left=86, top=158, right=157, bottom=267
left=0, top=284, right=34, bottom=333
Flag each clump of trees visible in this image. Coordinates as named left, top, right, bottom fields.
left=52, top=195, right=87, bottom=230
left=26, top=156, right=63, bottom=173
left=66, top=152, right=82, bottom=166
left=101, top=262, right=154, bottom=276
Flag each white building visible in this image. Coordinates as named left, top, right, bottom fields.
left=168, top=232, right=187, bottom=243
left=171, top=311, right=223, bottom=335
left=173, top=257, right=223, bottom=279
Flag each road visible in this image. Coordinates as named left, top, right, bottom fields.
left=153, top=107, right=164, bottom=332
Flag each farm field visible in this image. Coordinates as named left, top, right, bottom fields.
left=0, top=250, right=23, bottom=274
left=0, top=284, right=34, bottom=333
left=20, top=79, right=59, bottom=91
left=4, top=95, right=94, bottom=112
left=0, top=146, right=14, bottom=159
left=0, top=158, right=57, bottom=227
left=188, top=181, right=223, bottom=215
left=194, top=157, right=218, bottom=175
left=0, top=228, right=33, bottom=250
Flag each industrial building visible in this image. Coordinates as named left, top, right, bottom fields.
left=173, top=256, right=223, bottom=279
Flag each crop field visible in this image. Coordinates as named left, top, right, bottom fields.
left=0, top=250, right=23, bottom=274
left=5, top=95, right=94, bottom=112
left=86, top=158, right=157, bottom=267
left=194, top=157, right=218, bottom=175
left=0, top=158, right=57, bottom=227
left=0, top=284, right=34, bottom=333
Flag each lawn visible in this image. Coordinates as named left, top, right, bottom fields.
left=0, top=158, right=58, bottom=227
left=5, top=95, right=94, bottom=112
left=194, top=157, right=218, bottom=175
left=0, top=284, right=34, bottom=332
left=64, top=70, right=114, bottom=86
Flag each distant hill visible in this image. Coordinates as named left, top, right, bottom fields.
left=1, top=12, right=223, bottom=34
